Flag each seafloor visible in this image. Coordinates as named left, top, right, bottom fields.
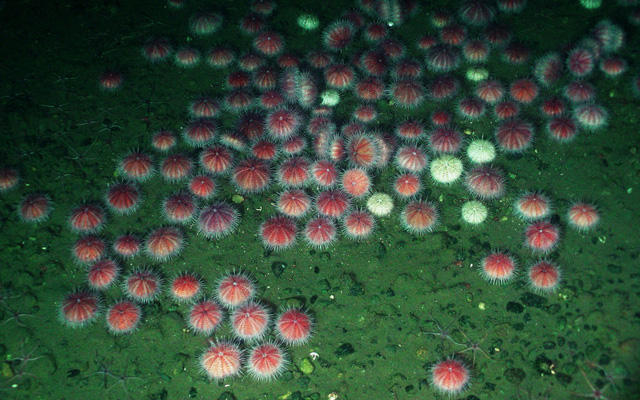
left=0, top=0, right=639, bottom=399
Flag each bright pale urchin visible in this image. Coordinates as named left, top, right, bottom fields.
left=366, top=192, right=394, bottom=217
left=297, top=14, right=320, bottom=31
left=461, top=200, right=488, bottom=224
left=298, top=14, right=320, bottom=31
left=466, top=139, right=496, bottom=164
left=430, top=155, right=464, bottom=184
left=466, top=67, right=489, bottom=82
left=320, top=90, right=340, bottom=106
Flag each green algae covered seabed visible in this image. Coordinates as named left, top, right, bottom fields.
left=0, top=0, right=639, bottom=399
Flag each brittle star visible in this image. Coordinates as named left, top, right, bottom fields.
left=453, top=329, right=492, bottom=366
left=107, top=365, right=142, bottom=398
left=1, top=306, right=35, bottom=328
left=583, top=359, right=626, bottom=391
left=570, top=367, right=610, bottom=400
left=421, top=308, right=460, bottom=347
